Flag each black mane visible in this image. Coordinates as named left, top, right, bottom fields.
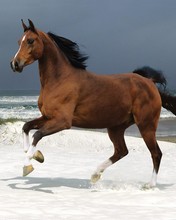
left=48, top=32, right=88, bottom=69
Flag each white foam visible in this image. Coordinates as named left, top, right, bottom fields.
left=160, top=107, right=176, bottom=118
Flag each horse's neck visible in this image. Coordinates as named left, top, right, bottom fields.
left=38, top=34, right=71, bottom=87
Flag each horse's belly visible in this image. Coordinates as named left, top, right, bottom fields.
left=72, top=106, right=131, bottom=129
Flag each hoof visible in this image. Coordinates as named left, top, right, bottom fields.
left=33, top=150, right=44, bottom=163
left=91, top=173, right=102, bottom=183
left=142, top=183, right=155, bottom=190
left=23, top=165, right=34, bottom=177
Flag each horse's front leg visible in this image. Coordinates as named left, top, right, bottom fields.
left=23, top=114, right=71, bottom=176
left=23, top=131, right=30, bottom=153
left=23, top=116, right=47, bottom=176
left=22, top=116, right=46, bottom=153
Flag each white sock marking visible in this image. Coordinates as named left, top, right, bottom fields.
left=26, top=145, right=37, bottom=159
left=24, top=157, right=32, bottom=166
left=150, top=170, right=157, bottom=187
left=95, top=159, right=112, bottom=175
left=23, top=132, right=30, bottom=153
left=24, top=145, right=37, bottom=167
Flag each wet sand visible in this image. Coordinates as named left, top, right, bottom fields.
left=125, top=118, right=176, bottom=143
left=157, top=136, right=176, bottom=143
left=75, top=118, right=176, bottom=143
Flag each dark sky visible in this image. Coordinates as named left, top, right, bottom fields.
left=1, top=0, right=176, bottom=90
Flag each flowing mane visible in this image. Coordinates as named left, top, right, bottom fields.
left=47, top=32, right=88, bottom=69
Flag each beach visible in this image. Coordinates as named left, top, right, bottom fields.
left=0, top=122, right=176, bottom=219
left=0, top=90, right=176, bottom=219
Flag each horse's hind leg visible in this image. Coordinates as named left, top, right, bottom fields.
left=138, top=127, right=162, bottom=187
left=91, top=127, right=128, bottom=183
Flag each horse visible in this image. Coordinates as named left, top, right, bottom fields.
left=11, top=19, right=176, bottom=187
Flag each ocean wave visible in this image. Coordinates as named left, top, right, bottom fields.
left=0, top=96, right=38, bottom=104
left=0, top=94, right=39, bottom=120
left=0, top=106, right=40, bottom=120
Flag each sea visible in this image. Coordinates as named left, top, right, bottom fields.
left=0, top=90, right=175, bottom=121
left=0, top=90, right=40, bottom=121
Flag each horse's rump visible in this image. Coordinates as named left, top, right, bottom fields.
left=133, top=66, right=176, bottom=116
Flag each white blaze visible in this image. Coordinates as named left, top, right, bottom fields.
left=14, top=34, right=26, bottom=59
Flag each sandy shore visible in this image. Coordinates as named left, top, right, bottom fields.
left=0, top=126, right=176, bottom=220
left=157, top=136, right=176, bottom=143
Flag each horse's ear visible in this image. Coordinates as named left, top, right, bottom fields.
left=28, top=19, right=37, bottom=33
left=21, top=19, right=28, bottom=32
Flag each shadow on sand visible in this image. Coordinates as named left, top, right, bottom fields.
left=1, top=176, right=92, bottom=194
left=1, top=176, right=175, bottom=194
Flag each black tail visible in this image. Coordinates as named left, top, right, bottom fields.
left=133, top=66, right=176, bottom=116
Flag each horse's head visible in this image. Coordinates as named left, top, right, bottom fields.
left=11, top=19, right=44, bottom=72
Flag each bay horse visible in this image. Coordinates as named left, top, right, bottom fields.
left=11, top=19, right=176, bottom=187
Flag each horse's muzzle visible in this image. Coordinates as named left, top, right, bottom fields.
left=10, top=60, right=23, bottom=73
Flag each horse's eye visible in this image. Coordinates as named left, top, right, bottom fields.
left=27, top=39, right=34, bottom=45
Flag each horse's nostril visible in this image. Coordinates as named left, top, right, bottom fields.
left=11, top=60, right=24, bottom=73
left=15, top=61, right=19, bottom=68
left=10, top=60, right=23, bottom=72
